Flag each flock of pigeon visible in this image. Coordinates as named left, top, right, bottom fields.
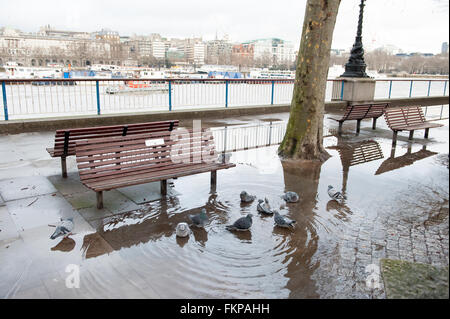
left=49, top=185, right=346, bottom=240
left=176, top=184, right=345, bottom=237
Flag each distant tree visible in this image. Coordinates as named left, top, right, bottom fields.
left=279, top=0, right=341, bottom=161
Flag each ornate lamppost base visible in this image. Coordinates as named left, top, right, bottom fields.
left=341, top=63, right=370, bottom=78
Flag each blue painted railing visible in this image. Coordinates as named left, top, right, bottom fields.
left=0, top=78, right=448, bottom=121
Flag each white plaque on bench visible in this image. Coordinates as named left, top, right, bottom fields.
left=145, top=138, right=165, bottom=147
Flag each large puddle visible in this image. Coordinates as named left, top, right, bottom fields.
left=76, top=121, right=449, bottom=298
left=1, top=115, right=449, bottom=298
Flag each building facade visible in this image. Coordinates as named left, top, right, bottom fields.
left=0, top=26, right=113, bottom=67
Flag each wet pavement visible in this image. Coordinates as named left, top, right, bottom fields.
left=0, top=110, right=448, bottom=299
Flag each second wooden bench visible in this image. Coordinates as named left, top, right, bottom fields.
left=384, top=106, right=443, bottom=146
left=330, top=102, right=389, bottom=134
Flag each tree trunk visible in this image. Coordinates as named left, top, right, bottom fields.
left=279, top=0, right=341, bottom=162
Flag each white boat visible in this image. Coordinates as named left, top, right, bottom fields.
left=249, top=69, right=295, bottom=79
left=3, top=62, right=63, bottom=79
left=105, top=81, right=171, bottom=94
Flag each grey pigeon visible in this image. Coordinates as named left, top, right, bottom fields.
left=226, top=214, right=253, bottom=231
left=257, top=198, right=273, bottom=215
left=327, top=185, right=346, bottom=200
left=189, top=208, right=209, bottom=228
left=217, top=153, right=232, bottom=163
left=240, top=191, right=256, bottom=203
left=274, top=211, right=296, bottom=229
left=50, top=218, right=74, bottom=240
left=281, top=191, right=299, bottom=203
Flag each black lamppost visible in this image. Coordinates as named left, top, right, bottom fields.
left=340, top=0, right=369, bottom=78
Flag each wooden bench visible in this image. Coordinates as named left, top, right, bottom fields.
left=46, top=120, right=179, bottom=177
left=384, top=106, right=443, bottom=146
left=75, top=129, right=235, bottom=209
left=330, top=103, right=389, bottom=134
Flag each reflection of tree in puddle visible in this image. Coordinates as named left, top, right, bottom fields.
left=280, top=160, right=322, bottom=298
left=51, top=237, right=76, bottom=252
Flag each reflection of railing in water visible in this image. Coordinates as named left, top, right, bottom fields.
left=210, top=121, right=340, bottom=154
left=211, top=121, right=288, bottom=153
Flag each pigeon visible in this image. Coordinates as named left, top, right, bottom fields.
left=281, top=191, right=299, bottom=203
left=217, top=153, right=232, bottom=163
left=50, top=218, right=74, bottom=240
left=189, top=208, right=209, bottom=228
left=274, top=211, right=297, bottom=229
left=176, top=222, right=190, bottom=237
left=257, top=198, right=273, bottom=215
left=327, top=185, right=347, bottom=200
left=226, top=214, right=253, bottom=231
left=240, top=191, right=256, bottom=203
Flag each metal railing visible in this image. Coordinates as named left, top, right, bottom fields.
left=0, top=78, right=448, bottom=121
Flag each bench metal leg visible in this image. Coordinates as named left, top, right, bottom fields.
left=390, top=145, right=396, bottom=158
left=338, top=122, right=343, bottom=135
left=356, top=120, right=361, bottom=134
left=211, top=170, right=217, bottom=189
left=409, top=130, right=414, bottom=140
left=96, top=191, right=103, bottom=209
left=161, top=180, right=167, bottom=196
left=424, top=128, right=430, bottom=139
left=372, top=118, right=377, bottom=130
left=61, top=157, right=67, bottom=178
left=392, top=131, right=398, bottom=147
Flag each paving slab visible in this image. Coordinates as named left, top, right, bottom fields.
left=6, top=193, right=75, bottom=231
left=0, top=206, right=20, bottom=243
left=64, top=189, right=139, bottom=214
left=381, top=258, right=449, bottom=299
left=0, top=238, right=31, bottom=298
left=0, top=176, right=57, bottom=201
left=47, top=173, right=88, bottom=196
left=117, top=182, right=163, bottom=204
left=65, top=191, right=99, bottom=210
left=0, top=161, right=44, bottom=179
left=0, top=149, right=24, bottom=164
left=77, top=206, right=115, bottom=222
left=11, top=284, right=51, bottom=299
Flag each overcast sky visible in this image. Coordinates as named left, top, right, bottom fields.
left=1, top=0, right=449, bottom=53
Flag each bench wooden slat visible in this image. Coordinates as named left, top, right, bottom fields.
left=82, top=160, right=221, bottom=187
left=85, top=162, right=234, bottom=192
left=75, top=130, right=208, bottom=153
left=47, top=120, right=179, bottom=158
left=330, top=103, right=389, bottom=134
left=75, top=127, right=235, bottom=208
left=76, top=141, right=214, bottom=168
left=384, top=106, right=443, bottom=146
left=78, top=145, right=216, bottom=177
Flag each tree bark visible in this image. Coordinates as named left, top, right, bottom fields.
left=279, top=0, right=341, bottom=162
